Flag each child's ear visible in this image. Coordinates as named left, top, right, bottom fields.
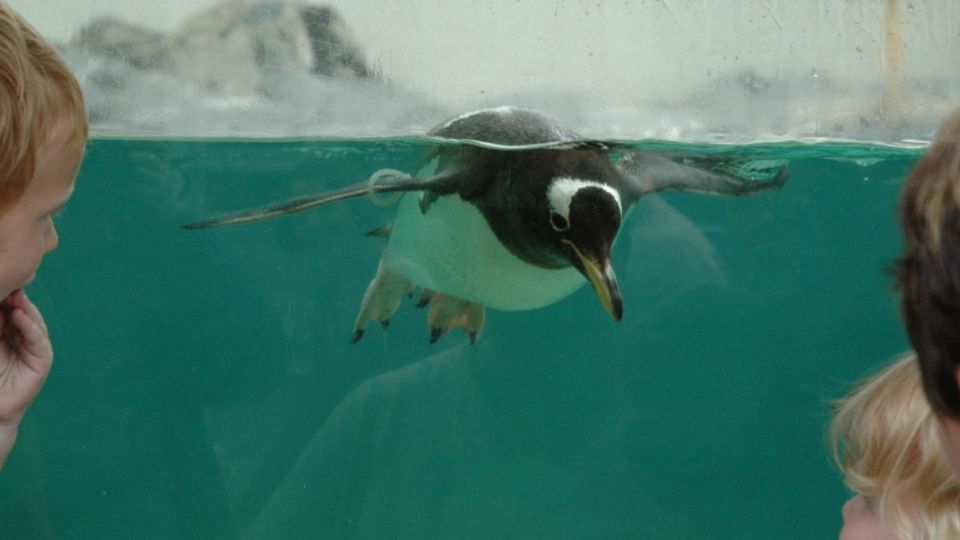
left=955, top=366, right=960, bottom=391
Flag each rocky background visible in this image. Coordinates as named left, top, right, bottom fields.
left=54, top=0, right=959, bottom=141
left=62, top=0, right=445, bottom=136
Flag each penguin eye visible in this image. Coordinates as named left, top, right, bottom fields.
left=549, top=211, right=570, bottom=232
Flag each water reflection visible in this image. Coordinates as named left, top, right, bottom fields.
left=246, top=196, right=723, bottom=539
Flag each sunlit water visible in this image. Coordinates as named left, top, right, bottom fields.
left=0, top=137, right=917, bottom=539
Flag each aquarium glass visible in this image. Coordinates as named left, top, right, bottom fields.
left=1, top=1, right=958, bottom=539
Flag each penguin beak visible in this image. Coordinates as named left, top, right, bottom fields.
left=562, top=239, right=623, bottom=321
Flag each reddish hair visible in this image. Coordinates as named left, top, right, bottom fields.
left=0, top=2, right=87, bottom=211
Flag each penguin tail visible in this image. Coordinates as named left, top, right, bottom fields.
left=365, top=224, right=393, bottom=238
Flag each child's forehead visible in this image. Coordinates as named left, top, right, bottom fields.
left=27, top=146, right=79, bottom=209
left=42, top=113, right=87, bottom=152
left=38, top=78, right=88, bottom=147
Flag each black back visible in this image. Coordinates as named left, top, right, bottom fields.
left=429, top=107, right=582, bottom=145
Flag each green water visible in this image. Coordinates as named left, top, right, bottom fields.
left=0, top=137, right=916, bottom=539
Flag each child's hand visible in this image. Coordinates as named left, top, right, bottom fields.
left=0, top=289, right=53, bottom=429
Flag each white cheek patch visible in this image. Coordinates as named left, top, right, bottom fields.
left=547, top=177, right=622, bottom=224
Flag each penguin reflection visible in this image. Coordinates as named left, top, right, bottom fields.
left=243, top=194, right=726, bottom=539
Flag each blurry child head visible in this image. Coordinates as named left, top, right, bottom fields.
left=896, top=108, right=960, bottom=473
left=0, top=2, right=87, bottom=213
left=0, top=2, right=87, bottom=300
left=832, top=354, right=960, bottom=539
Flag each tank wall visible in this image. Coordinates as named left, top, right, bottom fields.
left=12, top=0, right=960, bottom=141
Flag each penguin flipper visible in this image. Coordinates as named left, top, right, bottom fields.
left=182, top=168, right=464, bottom=230
left=616, top=151, right=787, bottom=205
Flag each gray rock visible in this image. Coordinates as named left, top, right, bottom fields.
left=299, top=5, right=369, bottom=78
left=70, top=0, right=372, bottom=96
left=168, top=0, right=371, bottom=96
left=60, top=0, right=444, bottom=137
left=71, top=16, right=170, bottom=71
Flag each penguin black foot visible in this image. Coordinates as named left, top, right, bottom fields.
left=424, top=292, right=485, bottom=344
left=349, top=329, right=364, bottom=343
left=416, top=289, right=437, bottom=309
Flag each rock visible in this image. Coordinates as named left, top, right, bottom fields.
left=71, top=16, right=170, bottom=70
left=70, top=0, right=372, bottom=97
left=60, top=0, right=444, bottom=137
left=299, top=5, right=369, bottom=78
left=168, top=0, right=371, bottom=96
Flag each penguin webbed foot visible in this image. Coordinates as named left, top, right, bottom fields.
left=352, top=266, right=485, bottom=344
left=419, top=290, right=485, bottom=344
left=350, top=259, right=415, bottom=342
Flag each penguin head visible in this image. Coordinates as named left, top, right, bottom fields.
left=546, top=177, right=624, bottom=320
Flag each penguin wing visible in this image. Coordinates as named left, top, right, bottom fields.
left=182, top=169, right=464, bottom=230
left=615, top=151, right=788, bottom=205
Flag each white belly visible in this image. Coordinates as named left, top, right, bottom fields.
left=384, top=193, right=586, bottom=311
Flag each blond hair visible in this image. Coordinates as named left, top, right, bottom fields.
left=0, top=2, right=87, bottom=211
left=831, top=354, right=960, bottom=539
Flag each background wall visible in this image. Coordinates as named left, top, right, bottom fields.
left=10, top=0, right=960, bottom=140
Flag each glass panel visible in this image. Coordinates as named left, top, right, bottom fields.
left=1, top=1, right=954, bottom=539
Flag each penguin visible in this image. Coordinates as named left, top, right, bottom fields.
left=184, top=106, right=786, bottom=343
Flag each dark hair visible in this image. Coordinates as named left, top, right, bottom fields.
left=896, top=109, right=960, bottom=418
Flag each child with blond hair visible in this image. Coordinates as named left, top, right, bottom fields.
left=0, top=1, right=88, bottom=469
left=832, top=354, right=960, bottom=539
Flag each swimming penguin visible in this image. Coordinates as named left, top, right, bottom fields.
left=184, top=107, right=786, bottom=343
